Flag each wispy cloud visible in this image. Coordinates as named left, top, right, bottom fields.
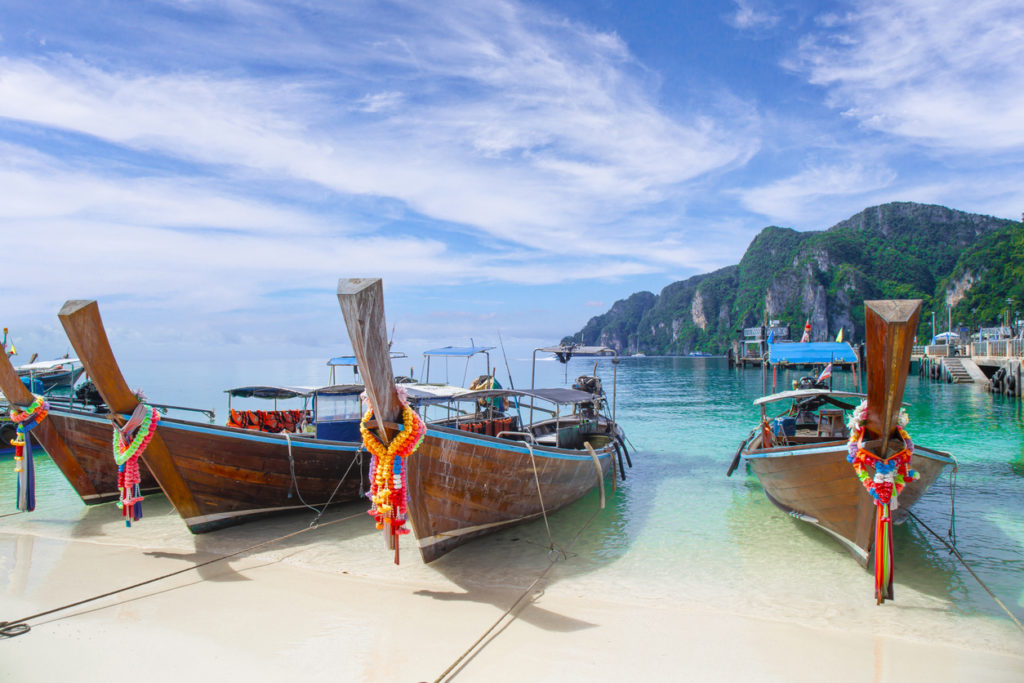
left=736, top=160, right=897, bottom=224
left=790, top=0, right=1024, bottom=150
left=726, top=1, right=780, bottom=31
left=0, top=0, right=770, bottom=354
left=0, top=1, right=758, bottom=256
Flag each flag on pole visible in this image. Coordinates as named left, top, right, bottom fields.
left=816, top=362, right=832, bottom=383
left=835, top=328, right=843, bottom=343
left=767, top=330, right=774, bottom=344
left=800, top=320, right=811, bottom=343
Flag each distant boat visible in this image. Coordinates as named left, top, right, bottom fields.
left=687, top=351, right=712, bottom=357
left=338, top=279, right=630, bottom=563
left=729, top=300, right=955, bottom=603
left=16, top=358, right=86, bottom=393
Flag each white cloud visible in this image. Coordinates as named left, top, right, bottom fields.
left=737, top=161, right=897, bottom=224
left=727, top=1, right=780, bottom=31
left=791, top=0, right=1024, bottom=150
left=0, top=1, right=759, bottom=258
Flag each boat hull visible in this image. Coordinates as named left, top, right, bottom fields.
left=46, top=408, right=161, bottom=504
left=745, top=439, right=953, bottom=563
left=60, top=410, right=368, bottom=533
left=406, top=425, right=615, bottom=563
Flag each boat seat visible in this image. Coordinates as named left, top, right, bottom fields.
left=817, top=409, right=846, bottom=438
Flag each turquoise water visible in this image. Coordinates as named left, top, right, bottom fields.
left=3, top=355, right=1023, bottom=651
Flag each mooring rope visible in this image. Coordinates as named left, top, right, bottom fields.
left=524, top=440, right=558, bottom=557
left=907, top=509, right=1024, bottom=634
left=946, top=458, right=958, bottom=547
left=0, top=511, right=25, bottom=519
left=0, top=509, right=367, bottom=639
left=283, top=431, right=362, bottom=525
left=432, top=480, right=608, bottom=682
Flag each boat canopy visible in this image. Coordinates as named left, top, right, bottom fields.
left=327, top=352, right=406, bottom=366
left=930, top=331, right=959, bottom=344
left=768, top=342, right=858, bottom=365
left=314, top=384, right=364, bottom=397
left=752, top=388, right=868, bottom=406
left=16, top=358, right=81, bottom=372
left=441, top=387, right=600, bottom=406
left=224, top=385, right=317, bottom=400
left=401, top=383, right=471, bottom=405
left=422, top=346, right=494, bottom=357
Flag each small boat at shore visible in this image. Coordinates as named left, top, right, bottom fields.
left=337, top=278, right=629, bottom=563
left=16, top=358, right=87, bottom=393
left=729, top=299, right=955, bottom=603
left=57, top=299, right=370, bottom=532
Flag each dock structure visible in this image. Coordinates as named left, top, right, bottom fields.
left=916, top=338, right=1024, bottom=398
left=729, top=324, right=789, bottom=368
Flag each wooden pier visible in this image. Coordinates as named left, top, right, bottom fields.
left=916, top=339, right=1024, bottom=398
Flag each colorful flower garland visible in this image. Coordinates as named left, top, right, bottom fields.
left=359, top=391, right=426, bottom=562
left=111, top=404, right=161, bottom=526
left=10, top=394, right=49, bottom=512
left=846, top=400, right=919, bottom=603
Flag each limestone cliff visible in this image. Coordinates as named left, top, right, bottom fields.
left=567, top=202, right=1019, bottom=354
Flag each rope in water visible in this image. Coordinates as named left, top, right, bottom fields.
left=907, top=509, right=1024, bottom=634
left=431, top=448, right=608, bottom=682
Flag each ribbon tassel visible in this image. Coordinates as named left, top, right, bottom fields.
left=112, top=403, right=160, bottom=526
left=10, top=395, right=49, bottom=513
left=359, top=387, right=427, bottom=564
left=846, top=400, right=919, bottom=604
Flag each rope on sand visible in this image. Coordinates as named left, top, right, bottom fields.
left=0, top=456, right=365, bottom=640
left=907, top=509, right=1024, bottom=634
left=432, top=500, right=606, bottom=682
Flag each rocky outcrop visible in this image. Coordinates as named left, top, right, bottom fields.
left=568, top=202, right=1018, bottom=353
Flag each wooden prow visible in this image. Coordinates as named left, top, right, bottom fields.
left=864, top=299, right=921, bottom=457
left=336, top=279, right=402, bottom=438
left=0, top=343, right=99, bottom=498
left=58, top=299, right=202, bottom=519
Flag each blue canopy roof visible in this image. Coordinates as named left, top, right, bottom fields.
left=768, top=342, right=858, bottom=365
left=327, top=351, right=406, bottom=366
left=423, top=345, right=494, bottom=357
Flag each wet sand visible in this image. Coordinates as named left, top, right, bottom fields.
left=3, top=499, right=1023, bottom=682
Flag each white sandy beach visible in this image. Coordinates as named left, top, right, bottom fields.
left=3, top=495, right=1023, bottom=683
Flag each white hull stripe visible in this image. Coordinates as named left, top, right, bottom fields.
left=417, top=512, right=545, bottom=548
left=185, top=505, right=316, bottom=526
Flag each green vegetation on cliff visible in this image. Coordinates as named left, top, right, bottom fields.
left=568, top=202, right=1020, bottom=354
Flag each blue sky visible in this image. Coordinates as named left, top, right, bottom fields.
left=3, top=0, right=1023, bottom=362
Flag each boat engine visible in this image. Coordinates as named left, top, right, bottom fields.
left=791, top=376, right=829, bottom=427
left=573, top=375, right=604, bottom=419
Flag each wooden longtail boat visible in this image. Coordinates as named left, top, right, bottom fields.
left=732, top=299, right=955, bottom=602
left=337, top=278, right=628, bottom=563
left=57, top=300, right=368, bottom=532
left=0, top=347, right=160, bottom=504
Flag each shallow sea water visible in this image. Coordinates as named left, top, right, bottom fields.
left=2, top=355, right=1023, bottom=654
